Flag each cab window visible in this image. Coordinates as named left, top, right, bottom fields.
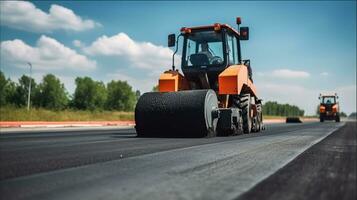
left=183, top=31, right=224, bottom=67
left=322, top=97, right=336, bottom=104
left=227, top=34, right=238, bottom=65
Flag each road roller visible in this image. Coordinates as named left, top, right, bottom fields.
left=318, top=93, right=340, bottom=122
left=135, top=17, right=263, bottom=137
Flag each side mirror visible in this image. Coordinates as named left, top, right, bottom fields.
left=239, top=27, right=249, bottom=40
left=168, top=34, right=176, bottom=47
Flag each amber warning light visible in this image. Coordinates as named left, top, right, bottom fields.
left=213, top=23, right=221, bottom=31
left=236, top=17, right=242, bottom=25
left=180, top=27, right=191, bottom=34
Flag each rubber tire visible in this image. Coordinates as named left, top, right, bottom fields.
left=335, top=115, right=340, bottom=122
left=320, top=117, right=324, bottom=122
left=255, top=104, right=262, bottom=132
left=217, top=97, right=242, bottom=136
left=251, top=116, right=258, bottom=133
left=239, top=94, right=252, bottom=134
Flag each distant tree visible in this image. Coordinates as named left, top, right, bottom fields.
left=34, top=74, right=68, bottom=110
left=4, top=79, right=16, bottom=106
left=72, top=77, right=107, bottom=110
left=106, top=80, right=136, bottom=111
left=349, top=112, right=357, bottom=119
left=263, top=101, right=304, bottom=117
left=299, top=109, right=305, bottom=117
left=152, top=85, right=159, bottom=92
left=340, top=112, right=347, bottom=118
left=12, top=75, right=37, bottom=107
left=0, top=71, right=8, bottom=106
left=135, top=90, right=141, bottom=100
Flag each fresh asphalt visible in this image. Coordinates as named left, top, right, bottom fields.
left=238, top=121, right=356, bottom=200
left=0, top=121, right=354, bottom=200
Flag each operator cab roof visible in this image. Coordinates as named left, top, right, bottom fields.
left=180, top=23, right=240, bottom=37
left=320, top=92, right=338, bottom=97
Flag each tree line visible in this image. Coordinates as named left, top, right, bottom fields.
left=0, top=71, right=139, bottom=111
left=262, top=101, right=304, bottom=116
left=1, top=70, right=310, bottom=115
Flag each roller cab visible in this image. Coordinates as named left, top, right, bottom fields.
left=135, top=17, right=263, bottom=137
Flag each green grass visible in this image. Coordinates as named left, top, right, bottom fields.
left=0, top=106, right=134, bottom=121
left=262, top=115, right=287, bottom=119
left=263, top=115, right=317, bottom=120
left=0, top=106, right=316, bottom=122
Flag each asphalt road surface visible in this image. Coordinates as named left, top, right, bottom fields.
left=0, top=121, right=355, bottom=200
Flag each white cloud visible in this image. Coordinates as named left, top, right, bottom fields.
left=320, top=72, right=329, bottom=76
left=271, top=69, right=310, bottom=78
left=84, top=32, right=179, bottom=72
left=1, top=35, right=97, bottom=70
left=0, top=1, right=99, bottom=33
left=84, top=33, right=181, bottom=91
left=72, top=40, right=83, bottom=48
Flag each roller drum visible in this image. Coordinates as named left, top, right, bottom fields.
left=135, top=89, right=218, bottom=137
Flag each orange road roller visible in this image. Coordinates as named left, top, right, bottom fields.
left=135, top=17, right=263, bottom=137
left=319, top=93, right=340, bottom=122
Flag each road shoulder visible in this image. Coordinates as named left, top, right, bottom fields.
left=238, top=122, right=356, bottom=200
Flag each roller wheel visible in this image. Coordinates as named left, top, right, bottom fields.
left=239, top=94, right=252, bottom=134
left=135, top=89, right=219, bottom=138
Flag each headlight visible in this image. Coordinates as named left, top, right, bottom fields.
left=332, top=104, right=338, bottom=113
left=320, top=105, right=326, bottom=113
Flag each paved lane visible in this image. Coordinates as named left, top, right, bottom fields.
left=1, top=122, right=318, bottom=180
left=0, top=122, right=345, bottom=200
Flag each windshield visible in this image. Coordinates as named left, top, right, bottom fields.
left=322, top=96, right=336, bottom=104
left=183, top=31, right=224, bottom=67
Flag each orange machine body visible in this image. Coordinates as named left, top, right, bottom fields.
left=319, top=94, right=340, bottom=122
left=319, top=105, right=326, bottom=113
left=158, top=65, right=258, bottom=98
left=218, top=65, right=257, bottom=97
left=319, top=98, right=339, bottom=115
left=158, top=70, right=189, bottom=92
left=332, top=104, right=339, bottom=113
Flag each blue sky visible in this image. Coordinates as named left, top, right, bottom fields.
left=0, top=1, right=356, bottom=115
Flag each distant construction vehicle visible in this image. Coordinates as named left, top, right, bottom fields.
left=135, top=17, right=263, bottom=137
left=319, top=93, right=340, bottom=122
